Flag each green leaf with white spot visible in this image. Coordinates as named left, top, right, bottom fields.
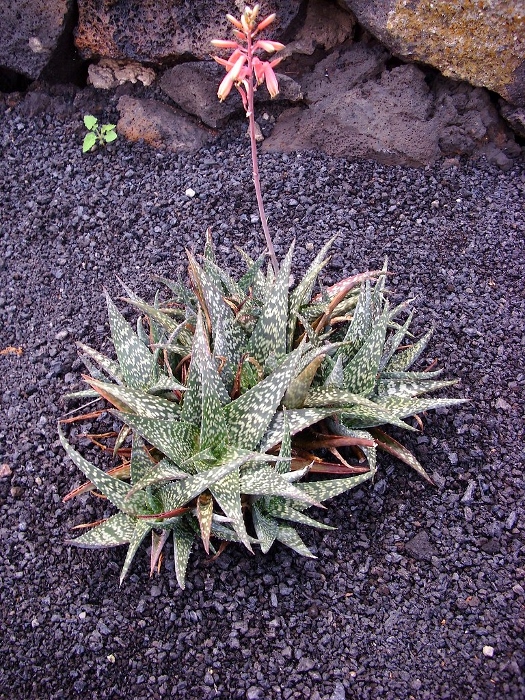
left=58, top=424, right=145, bottom=513
left=296, top=470, right=373, bottom=504
left=275, top=525, right=315, bottom=558
left=66, top=512, right=135, bottom=548
left=114, top=413, right=198, bottom=468
left=343, top=301, right=389, bottom=395
left=239, top=463, right=320, bottom=506
left=173, top=525, right=194, bottom=589
left=249, top=241, right=294, bottom=364
left=86, top=377, right=180, bottom=419
left=252, top=502, right=279, bottom=553
left=386, top=329, right=433, bottom=372
left=77, top=342, right=122, bottom=382
left=120, top=520, right=151, bottom=584
left=266, top=501, right=335, bottom=530
left=106, top=293, right=156, bottom=389
left=224, top=346, right=302, bottom=451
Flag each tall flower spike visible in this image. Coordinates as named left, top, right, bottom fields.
left=211, top=4, right=285, bottom=274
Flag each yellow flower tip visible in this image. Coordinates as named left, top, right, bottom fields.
left=254, top=40, right=285, bottom=53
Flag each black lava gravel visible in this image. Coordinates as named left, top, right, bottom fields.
left=1, top=89, right=524, bottom=700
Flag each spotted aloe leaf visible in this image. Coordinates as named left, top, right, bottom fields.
left=58, top=425, right=146, bottom=514
left=196, top=492, right=214, bottom=553
left=173, top=522, right=195, bottom=589
left=239, top=462, right=321, bottom=507
left=305, top=387, right=414, bottom=431
left=150, top=529, right=170, bottom=575
left=130, top=435, right=153, bottom=484
left=266, top=500, right=335, bottom=530
left=276, top=410, right=291, bottom=475
left=106, top=293, right=157, bottom=389
left=259, top=407, right=344, bottom=453
left=114, top=413, right=199, bottom=468
left=77, top=342, right=122, bottom=383
left=275, top=525, right=315, bottom=558
left=371, top=427, right=433, bottom=483
left=376, top=377, right=460, bottom=399
left=379, top=310, right=414, bottom=371
left=85, top=377, right=180, bottom=419
left=283, top=354, right=325, bottom=409
left=191, top=313, right=229, bottom=452
left=295, top=469, right=374, bottom=505
left=385, top=328, right=433, bottom=372
left=224, top=345, right=303, bottom=451
left=120, top=519, right=151, bottom=584
left=249, top=241, right=294, bottom=364
left=343, top=301, right=389, bottom=395
left=376, top=395, right=466, bottom=419
left=338, top=281, right=372, bottom=360
left=65, top=512, right=136, bottom=548
left=252, top=502, right=279, bottom=554
left=287, top=235, right=336, bottom=349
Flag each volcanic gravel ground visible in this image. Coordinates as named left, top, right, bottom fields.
left=0, top=91, right=524, bottom=700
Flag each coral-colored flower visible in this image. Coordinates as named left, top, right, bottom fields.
left=263, top=62, right=279, bottom=98
left=217, top=53, right=248, bottom=101
left=253, top=40, right=285, bottom=53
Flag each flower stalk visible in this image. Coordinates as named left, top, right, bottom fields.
left=212, top=4, right=285, bottom=275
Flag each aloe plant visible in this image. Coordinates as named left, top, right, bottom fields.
left=60, top=4, right=464, bottom=587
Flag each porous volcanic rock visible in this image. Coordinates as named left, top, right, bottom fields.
left=75, top=0, right=302, bottom=64
left=160, top=62, right=302, bottom=129
left=263, top=42, right=520, bottom=167
left=0, top=0, right=74, bottom=81
left=116, top=95, right=212, bottom=152
left=338, top=0, right=525, bottom=106
left=88, top=58, right=156, bottom=89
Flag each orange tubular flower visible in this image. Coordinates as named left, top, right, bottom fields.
left=210, top=39, right=240, bottom=49
left=263, top=61, right=279, bottom=98
left=217, top=53, right=247, bottom=101
left=255, top=12, right=276, bottom=33
left=253, top=40, right=285, bottom=53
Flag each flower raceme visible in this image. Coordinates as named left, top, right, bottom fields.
left=211, top=4, right=285, bottom=105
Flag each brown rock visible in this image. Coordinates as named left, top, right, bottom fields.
left=160, top=62, right=303, bottom=128
left=75, top=0, right=302, bottom=64
left=280, top=0, right=356, bottom=58
left=338, top=0, right=525, bottom=106
left=264, top=40, right=519, bottom=167
left=116, top=96, right=212, bottom=152
left=0, top=0, right=73, bottom=81
left=88, top=59, right=156, bottom=89
left=264, top=44, right=442, bottom=166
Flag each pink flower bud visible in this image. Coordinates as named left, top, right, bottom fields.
left=253, top=40, right=285, bottom=53
left=255, top=13, right=276, bottom=33
left=226, top=14, right=244, bottom=30
left=210, top=39, right=240, bottom=49
left=217, top=53, right=247, bottom=101
left=263, top=62, right=279, bottom=98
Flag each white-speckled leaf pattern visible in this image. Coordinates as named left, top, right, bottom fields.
left=386, top=328, right=433, bottom=372
left=266, top=501, right=335, bottom=530
left=106, top=293, right=156, bottom=389
left=119, top=519, right=151, bottom=584
left=77, top=342, right=122, bottom=382
left=275, top=525, right=315, bottom=558
left=66, top=512, right=135, bottom=548
left=239, top=463, right=320, bottom=506
left=173, top=525, right=194, bottom=589
left=58, top=425, right=145, bottom=513
left=114, top=413, right=199, bottom=467
left=224, top=347, right=302, bottom=450
left=343, top=301, right=389, bottom=395
left=252, top=502, right=279, bottom=553
left=249, top=242, right=294, bottom=363
left=86, top=377, right=180, bottom=419
left=297, top=470, right=373, bottom=503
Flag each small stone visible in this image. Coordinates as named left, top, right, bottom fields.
left=55, top=330, right=69, bottom=341
left=330, top=681, right=346, bottom=700
left=495, top=397, right=512, bottom=411
left=483, top=645, right=495, bottom=658
left=297, top=657, right=315, bottom=672
left=107, top=654, right=116, bottom=663
left=185, top=188, right=196, bottom=198
left=246, top=687, right=263, bottom=700
left=512, top=583, right=524, bottom=596
left=0, top=464, right=12, bottom=478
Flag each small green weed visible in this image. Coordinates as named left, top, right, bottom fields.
left=82, top=115, right=118, bottom=153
